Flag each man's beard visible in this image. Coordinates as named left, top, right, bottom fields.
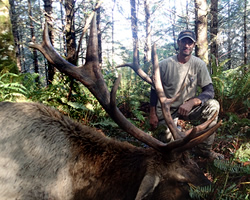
left=181, top=47, right=193, bottom=56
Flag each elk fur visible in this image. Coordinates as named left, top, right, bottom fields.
left=0, top=101, right=209, bottom=200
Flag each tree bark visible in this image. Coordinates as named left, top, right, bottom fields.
left=97, top=5, right=102, bottom=66
left=195, top=0, right=209, bottom=64
left=143, top=0, right=151, bottom=73
left=227, top=0, right=232, bottom=69
left=111, top=0, right=116, bottom=67
left=28, top=0, right=39, bottom=79
left=186, top=0, right=189, bottom=29
left=210, top=0, right=218, bottom=61
left=130, top=0, right=139, bottom=65
left=243, top=0, right=247, bottom=65
left=8, top=0, right=22, bottom=72
left=43, top=0, right=55, bottom=84
left=65, top=0, right=77, bottom=65
left=64, top=0, right=77, bottom=100
left=60, top=0, right=67, bottom=57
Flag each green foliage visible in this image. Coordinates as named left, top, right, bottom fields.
left=117, top=74, right=150, bottom=127
left=190, top=60, right=249, bottom=199
left=219, top=112, right=249, bottom=136
left=19, top=72, right=40, bottom=94
left=26, top=72, right=108, bottom=126
left=0, top=1, right=18, bottom=74
left=0, top=67, right=151, bottom=133
left=235, top=143, right=250, bottom=163
left=189, top=159, right=250, bottom=200
left=211, top=55, right=249, bottom=115
left=189, top=184, right=213, bottom=200
left=213, top=159, right=250, bottom=174
left=102, top=63, right=151, bottom=130
left=0, top=72, right=27, bottom=101
left=91, top=118, right=119, bottom=130
left=212, top=159, right=250, bottom=200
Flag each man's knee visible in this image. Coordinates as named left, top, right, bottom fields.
left=202, top=99, right=220, bottom=120
left=205, top=99, right=220, bottom=112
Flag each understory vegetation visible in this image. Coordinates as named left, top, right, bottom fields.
left=0, top=60, right=249, bottom=199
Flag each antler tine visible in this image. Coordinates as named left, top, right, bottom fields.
left=165, top=111, right=219, bottom=150
left=29, top=23, right=91, bottom=87
left=173, top=120, right=223, bottom=153
left=183, top=111, right=218, bottom=137
left=116, top=37, right=153, bottom=85
left=152, top=43, right=183, bottom=140
left=116, top=63, right=153, bottom=85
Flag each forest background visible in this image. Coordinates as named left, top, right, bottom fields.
left=0, top=0, right=249, bottom=199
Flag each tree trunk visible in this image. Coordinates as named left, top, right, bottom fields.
left=210, top=0, right=218, bottom=62
left=43, top=0, right=55, bottom=84
left=227, top=0, right=232, bottom=69
left=64, top=0, right=77, bottom=100
left=186, top=0, right=189, bottom=29
left=111, top=0, right=116, bottom=67
left=143, top=0, right=151, bottom=74
left=97, top=5, right=102, bottom=66
left=8, top=0, right=22, bottom=72
left=195, top=0, right=209, bottom=64
left=19, top=30, right=27, bottom=72
left=130, top=0, right=139, bottom=66
left=243, top=0, right=247, bottom=65
left=65, top=0, right=77, bottom=65
left=28, top=0, right=39, bottom=79
left=60, top=0, right=67, bottom=57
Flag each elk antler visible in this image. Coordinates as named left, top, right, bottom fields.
left=30, top=15, right=222, bottom=154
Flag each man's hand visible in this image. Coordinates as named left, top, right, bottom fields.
left=150, top=106, right=158, bottom=130
left=178, top=98, right=201, bottom=117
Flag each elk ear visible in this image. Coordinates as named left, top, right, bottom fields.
left=135, top=174, right=160, bottom=200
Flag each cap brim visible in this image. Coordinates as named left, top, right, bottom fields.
left=178, top=36, right=196, bottom=42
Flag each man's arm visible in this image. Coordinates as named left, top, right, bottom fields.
left=197, top=83, right=215, bottom=104
left=178, top=83, right=214, bottom=117
left=149, top=88, right=158, bottom=129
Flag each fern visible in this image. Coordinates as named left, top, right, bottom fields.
left=0, top=72, right=28, bottom=101
left=211, top=59, right=249, bottom=115
left=189, top=159, right=250, bottom=200
left=189, top=183, right=213, bottom=199
left=214, top=159, right=250, bottom=174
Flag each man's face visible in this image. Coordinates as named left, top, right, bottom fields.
left=178, top=38, right=195, bottom=57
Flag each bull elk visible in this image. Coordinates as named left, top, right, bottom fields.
left=0, top=15, right=222, bottom=200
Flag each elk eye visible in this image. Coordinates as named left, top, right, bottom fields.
left=177, top=181, right=188, bottom=186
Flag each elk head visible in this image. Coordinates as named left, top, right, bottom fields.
left=29, top=14, right=222, bottom=199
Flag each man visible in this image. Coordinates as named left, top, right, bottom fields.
left=149, top=30, right=223, bottom=160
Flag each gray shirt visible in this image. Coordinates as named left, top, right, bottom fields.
left=156, top=55, right=212, bottom=120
